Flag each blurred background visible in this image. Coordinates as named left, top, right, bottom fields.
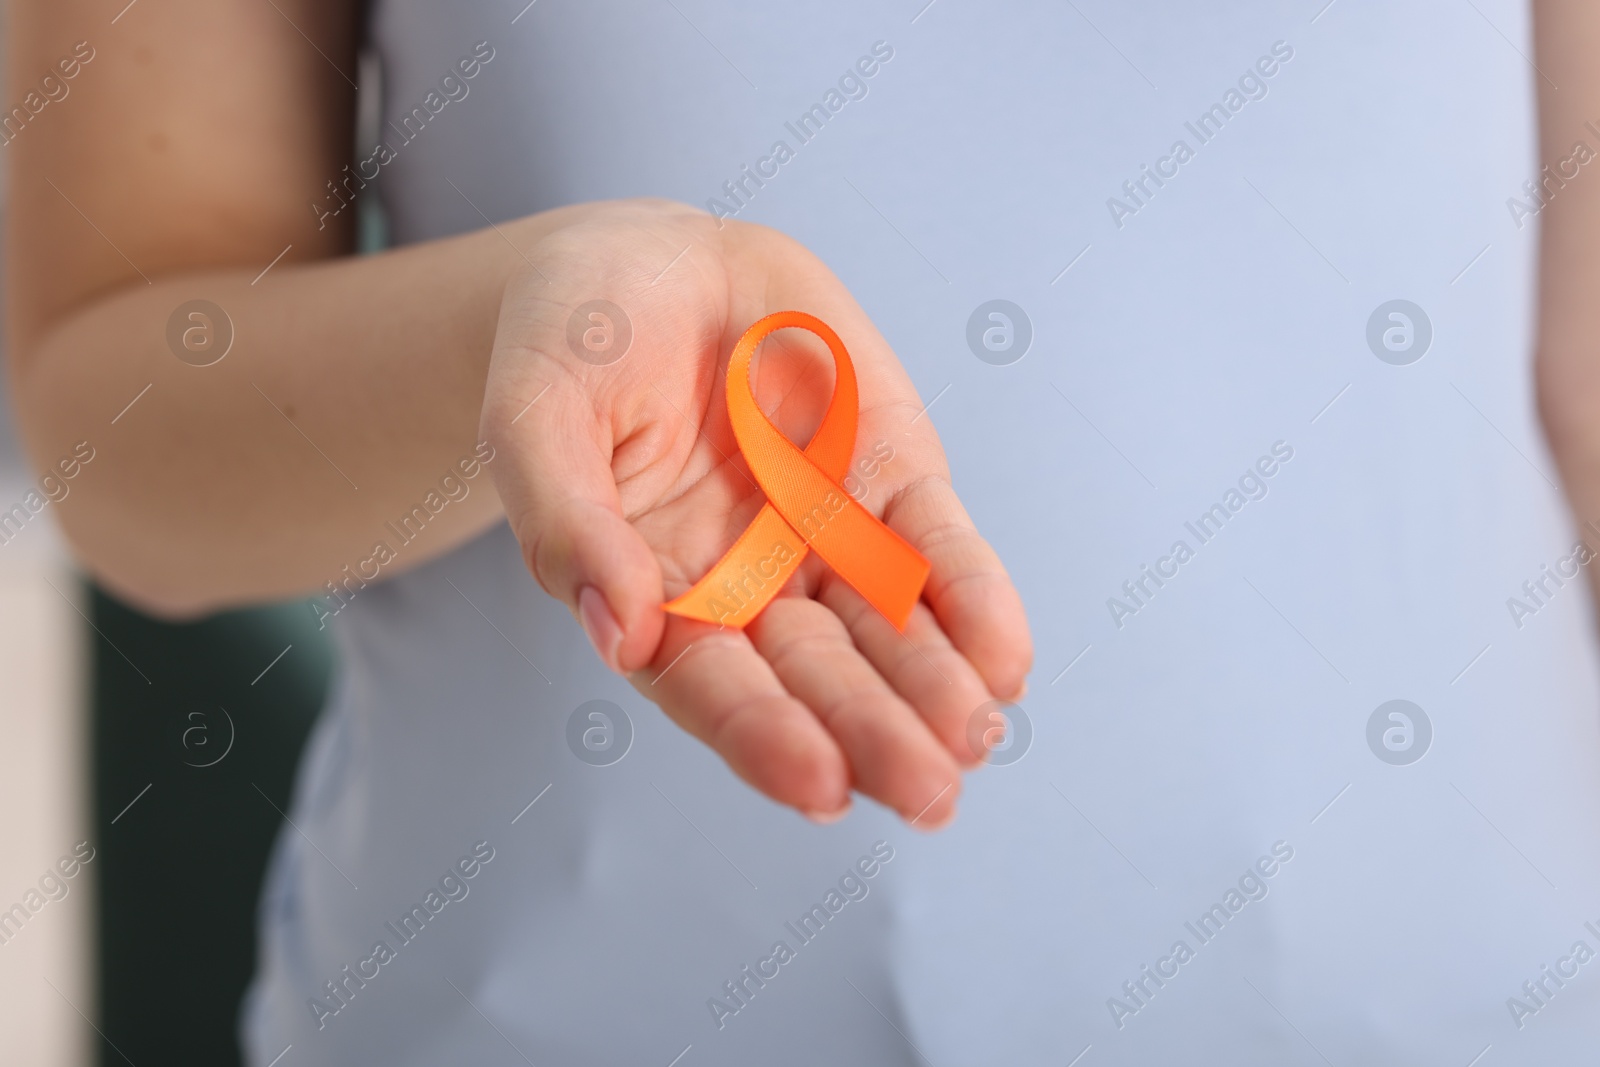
left=0, top=17, right=343, bottom=1066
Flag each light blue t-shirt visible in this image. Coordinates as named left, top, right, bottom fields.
left=245, top=2, right=1600, bottom=1064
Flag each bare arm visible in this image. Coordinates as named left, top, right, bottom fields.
left=8, top=0, right=1032, bottom=826
left=1535, top=1, right=1600, bottom=585
left=6, top=0, right=535, bottom=614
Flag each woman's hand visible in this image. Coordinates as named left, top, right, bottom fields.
left=482, top=199, right=1032, bottom=828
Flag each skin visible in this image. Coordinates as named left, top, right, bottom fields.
left=6, top=1, right=1032, bottom=828
left=1535, top=1, right=1600, bottom=605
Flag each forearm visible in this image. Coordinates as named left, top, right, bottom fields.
left=11, top=212, right=555, bottom=615
left=1534, top=1, right=1600, bottom=576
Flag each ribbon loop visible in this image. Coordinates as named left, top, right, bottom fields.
left=665, top=312, right=931, bottom=631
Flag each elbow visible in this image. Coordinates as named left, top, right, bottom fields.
left=63, top=537, right=220, bottom=620
left=44, top=499, right=237, bottom=621
left=8, top=347, right=236, bottom=621
left=97, top=583, right=219, bottom=625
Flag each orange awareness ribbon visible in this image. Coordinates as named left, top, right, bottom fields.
left=664, top=311, right=930, bottom=631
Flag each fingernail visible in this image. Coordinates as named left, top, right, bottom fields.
left=578, top=585, right=624, bottom=674
left=802, top=800, right=852, bottom=825
left=910, top=802, right=957, bottom=832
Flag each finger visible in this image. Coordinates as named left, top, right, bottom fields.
left=818, top=576, right=995, bottom=769
left=638, top=620, right=851, bottom=818
left=749, top=594, right=963, bottom=829
left=487, top=369, right=665, bottom=674
left=719, top=243, right=1033, bottom=699
left=881, top=476, right=1032, bottom=700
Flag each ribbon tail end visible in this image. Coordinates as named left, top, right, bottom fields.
left=664, top=594, right=752, bottom=630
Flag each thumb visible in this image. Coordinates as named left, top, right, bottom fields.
left=486, top=381, right=665, bottom=675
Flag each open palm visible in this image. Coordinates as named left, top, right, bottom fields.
left=482, top=199, right=1031, bottom=827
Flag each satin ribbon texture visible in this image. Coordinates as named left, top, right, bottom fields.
left=664, top=311, right=931, bottom=631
